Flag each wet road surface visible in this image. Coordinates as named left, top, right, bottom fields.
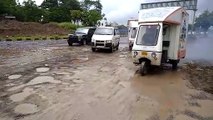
left=0, top=37, right=212, bottom=120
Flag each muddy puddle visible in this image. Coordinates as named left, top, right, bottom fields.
left=8, top=76, right=61, bottom=91
left=72, top=55, right=89, bottom=63
left=14, top=103, right=40, bottom=115
left=9, top=87, right=35, bottom=102
left=131, top=71, right=187, bottom=120
left=36, top=67, right=50, bottom=73
left=8, top=74, right=22, bottom=80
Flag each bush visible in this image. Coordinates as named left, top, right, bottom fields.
left=42, top=37, right=47, bottom=40
left=50, top=37, right=55, bottom=40
left=26, top=37, right=31, bottom=40
left=16, top=37, right=23, bottom=41
left=58, top=22, right=78, bottom=31
left=6, top=38, right=12, bottom=41
left=34, top=37, right=40, bottom=40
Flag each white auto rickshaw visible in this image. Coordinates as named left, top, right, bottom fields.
left=132, top=7, right=189, bottom=75
left=127, top=19, right=138, bottom=50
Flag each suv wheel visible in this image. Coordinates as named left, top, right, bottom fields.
left=80, top=40, right=84, bottom=45
left=68, top=42, right=72, bottom=46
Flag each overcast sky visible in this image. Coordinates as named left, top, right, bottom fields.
left=19, top=0, right=212, bottom=24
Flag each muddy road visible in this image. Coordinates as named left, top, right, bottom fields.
left=0, top=38, right=212, bottom=120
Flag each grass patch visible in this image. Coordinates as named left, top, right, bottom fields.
left=1, top=35, right=67, bottom=41
left=6, top=38, right=13, bottom=41
left=54, top=35, right=60, bottom=40
left=16, top=37, right=23, bottom=41
left=42, top=37, right=47, bottom=40
left=58, top=22, right=78, bottom=31
left=25, top=37, right=31, bottom=40
left=34, top=37, right=40, bottom=40
left=49, top=36, right=55, bottom=40
left=63, top=36, right=68, bottom=39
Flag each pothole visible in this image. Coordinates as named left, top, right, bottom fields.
left=5, top=83, right=16, bottom=87
left=10, top=87, right=35, bottom=102
left=77, top=55, right=89, bottom=61
left=14, top=103, right=40, bottom=115
left=119, top=55, right=128, bottom=58
left=27, top=76, right=61, bottom=85
left=8, top=76, right=61, bottom=91
left=36, top=67, right=50, bottom=73
left=73, top=79, right=84, bottom=84
left=8, top=74, right=22, bottom=80
left=55, top=72, right=72, bottom=75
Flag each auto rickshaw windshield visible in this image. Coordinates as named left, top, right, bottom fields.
left=136, top=25, right=160, bottom=46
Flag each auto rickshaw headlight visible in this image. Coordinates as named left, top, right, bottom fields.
left=133, top=51, right=138, bottom=58
left=151, top=52, right=157, bottom=59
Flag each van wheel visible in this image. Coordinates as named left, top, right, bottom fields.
left=92, top=48, right=96, bottom=52
left=140, top=61, right=148, bottom=76
left=109, top=47, right=113, bottom=53
left=116, top=42, right=119, bottom=50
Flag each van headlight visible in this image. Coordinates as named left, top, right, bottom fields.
left=106, top=40, right=112, bottom=43
left=92, top=39, right=95, bottom=42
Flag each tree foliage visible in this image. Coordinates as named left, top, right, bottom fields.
left=0, top=0, right=103, bottom=26
left=195, top=10, right=213, bottom=32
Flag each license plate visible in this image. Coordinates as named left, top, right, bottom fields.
left=141, top=51, right=147, bottom=56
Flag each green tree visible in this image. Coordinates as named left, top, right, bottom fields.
left=81, top=10, right=102, bottom=26
left=0, top=0, right=16, bottom=15
left=22, top=0, right=42, bottom=22
left=40, top=0, right=59, bottom=8
left=41, top=0, right=81, bottom=22
left=70, top=10, right=82, bottom=24
left=80, top=0, right=103, bottom=26
left=195, top=10, right=213, bottom=33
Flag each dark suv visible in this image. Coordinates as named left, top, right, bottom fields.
left=67, top=27, right=96, bottom=46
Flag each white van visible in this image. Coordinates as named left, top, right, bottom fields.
left=91, top=26, right=120, bottom=52
left=127, top=20, right=138, bottom=50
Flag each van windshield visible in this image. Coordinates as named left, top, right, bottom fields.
left=94, top=28, right=114, bottom=35
left=136, top=25, right=160, bottom=46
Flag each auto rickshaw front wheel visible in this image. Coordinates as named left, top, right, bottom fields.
left=140, top=61, right=148, bottom=76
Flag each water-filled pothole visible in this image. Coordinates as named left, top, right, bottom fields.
left=10, top=87, right=35, bottom=102
left=36, top=67, right=50, bottom=73
left=8, top=74, right=22, bottom=80
left=14, top=103, right=40, bottom=115
left=8, top=76, right=61, bottom=91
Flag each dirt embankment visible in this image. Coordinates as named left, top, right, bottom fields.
left=0, top=20, right=69, bottom=37
left=182, top=63, right=213, bottom=94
